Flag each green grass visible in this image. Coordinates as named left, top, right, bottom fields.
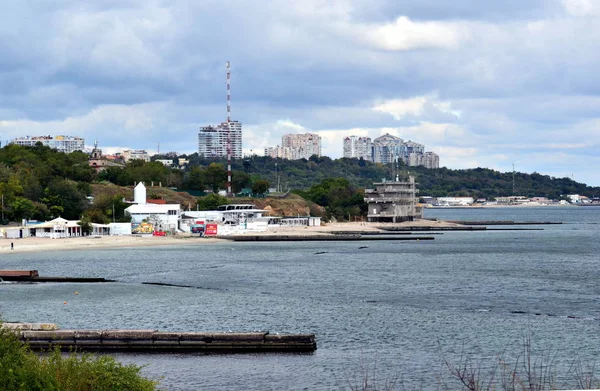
left=0, top=325, right=158, bottom=391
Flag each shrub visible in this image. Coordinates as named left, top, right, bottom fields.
left=0, top=325, right=158, bottom=391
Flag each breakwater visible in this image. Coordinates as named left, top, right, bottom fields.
left=0, top=270, right=114, bottom=283
left=4, top=324, right=316, bottom=353
left=229, top=234, right=434, bottom=242
left=445, top=220, right=562, bottom=225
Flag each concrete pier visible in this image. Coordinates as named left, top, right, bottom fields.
left=0, top=270, right=114, bottom=283
left=229, top=234, right=434, bottom=242
left=5, top=324, right=316, bottom=353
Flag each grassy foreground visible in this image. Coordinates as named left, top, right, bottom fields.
left=0, top=326, right=158, bottom=391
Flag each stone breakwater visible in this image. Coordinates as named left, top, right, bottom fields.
left=2, top=323, right=317, bottom=353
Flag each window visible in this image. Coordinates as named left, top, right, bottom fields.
left=168, top=210, right=177, bottom=216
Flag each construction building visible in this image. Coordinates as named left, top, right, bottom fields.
left=364, top=176, right=423, bottom=222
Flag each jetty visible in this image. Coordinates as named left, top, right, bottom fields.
left=2, top=323, right=316, bottom=353
left=0, top=270, right=114, bottom=283
left=229, top=234, right=434, bottom=242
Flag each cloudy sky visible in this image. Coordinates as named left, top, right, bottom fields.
left=1, top=0, right=599, bottom=185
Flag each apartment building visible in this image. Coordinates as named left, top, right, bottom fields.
left=198, top=121, right=242, bottom=159
left=343, top=136, right=372, bottom=160
left=10, top=135, right=85, bottom=153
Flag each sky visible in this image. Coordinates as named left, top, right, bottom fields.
left=1, top=0, right=599, bottom=185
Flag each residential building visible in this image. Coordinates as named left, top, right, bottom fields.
left=372, top=134, right=404, bottom=164
left=364, top=177, right=422, bottom=222
left=122, top=149, right=150, bottom=162
left=198, top=121, right=242, bottom=159
left=265, top=145, right=291, bottom=159
left=422, top=152, right=439, bottom=169
left=343, top=136, right=372, bottom=160
left=10, top=135, right=85, bottom=153
left=278, top=133, right=321, bottom=160
left=155, top=159, right=175, bottom=167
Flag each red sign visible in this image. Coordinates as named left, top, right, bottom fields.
left=205, top=224, right=218, bottom=236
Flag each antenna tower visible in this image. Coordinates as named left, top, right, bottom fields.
left=226, top=61, right=232, bottom=196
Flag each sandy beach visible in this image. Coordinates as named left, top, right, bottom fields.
left=0, top=219, right=459, bottom=254
left=0, top=234, right=221, bottom=254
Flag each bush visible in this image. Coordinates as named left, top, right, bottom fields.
left=0, top=325, right=158, bottom=391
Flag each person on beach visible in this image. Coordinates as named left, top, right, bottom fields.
left=11, top=242, right=14, bottom=250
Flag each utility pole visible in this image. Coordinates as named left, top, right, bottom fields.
left=512, top=163, right=516, bottom=196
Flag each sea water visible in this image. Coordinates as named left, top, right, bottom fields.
left=1, top=206, right=599, bottom=390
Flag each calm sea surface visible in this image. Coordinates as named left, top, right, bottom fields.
left=1, top=206, right=599, bottom=390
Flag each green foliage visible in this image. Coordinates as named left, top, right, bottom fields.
left=0, top=325, right=157, bottom=390
left=204, top=163, right=226, bottom=192
left=78, top=216, right=94, bottom=235
left=41, top=179, right=88, bottom=220
left=185, top=155, right=600, bottom=198
left=297, top=178, right=366, bottom=221
left=196, top=193, right=230, bottom=211
left=86, top=195, right=128, bottom=223
left=251, top=179, right=270, bottom=195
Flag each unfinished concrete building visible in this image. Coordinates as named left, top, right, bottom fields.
left=364, top=177, right=423, bottom=222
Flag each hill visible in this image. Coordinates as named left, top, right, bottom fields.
left=179, top=155, right=600, bottom=199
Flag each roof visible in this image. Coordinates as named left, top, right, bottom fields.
left=29, top=217, right=80, bottom=229
left=125, top=204, right=181, bottom=214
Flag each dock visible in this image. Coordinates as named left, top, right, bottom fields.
left=3, top=324, right=316, bottom=353
left=0, top=270, right=115, bottom=283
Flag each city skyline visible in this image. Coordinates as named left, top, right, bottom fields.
left=1, top=2, right=599, bottom=185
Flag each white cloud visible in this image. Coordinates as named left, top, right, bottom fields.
left=372, top=95, right=460, bottom=120
left=562, top=0, right=595, bottom=16
left=358, top=16, right=469, bottom=51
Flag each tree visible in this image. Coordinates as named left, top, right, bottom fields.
left=9, top=197, right=37, bottom=221
left=78, top=217, right=93, bottom=236
left=196, top=193, right=229, bottom=211
left=204, top=163, right=226, bottom=192
left=252, top=179, right=270, bottom=195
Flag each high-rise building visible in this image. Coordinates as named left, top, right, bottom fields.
left=422, top=152, right=440, bottom=169
left=372, top=133, right=404, bottom=164
left=280, top=133, right=321, bottom=160
left=343, top=136, right=372, bottom=160
left=10, top=135, right=85, bottom=153
left=198, top=121, right=242, bottom=159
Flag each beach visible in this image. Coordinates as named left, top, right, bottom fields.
left=0, top=219, right=460, bottom=253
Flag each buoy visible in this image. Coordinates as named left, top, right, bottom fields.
left=63, top=301, right=68, bottom=305
left=74, top=292, right=78, bottom=295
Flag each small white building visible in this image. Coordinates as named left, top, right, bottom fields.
left=124, top=182, right=181, bottom=233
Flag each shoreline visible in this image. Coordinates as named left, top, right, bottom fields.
left=0, top=220, right=460, bottom=254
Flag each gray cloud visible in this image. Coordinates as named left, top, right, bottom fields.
left=1, top=0, right=600, bottom=185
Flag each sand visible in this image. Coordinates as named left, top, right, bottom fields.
left=0, top=219, right=459, bottom=254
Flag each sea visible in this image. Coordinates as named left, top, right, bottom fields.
left=1, top=206, right=599, bottom=390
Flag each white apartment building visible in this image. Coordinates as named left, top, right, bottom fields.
left=122, top=149, right=150, bottom=162
left=10, top=135, right=85, bottom=153
left=343, top=136, right=372, bottom=160
left=198, top=121, right=242, bottom=159
left=279, top=133, right=321, bottom=160
left=264, top=145, right=292, bottom=159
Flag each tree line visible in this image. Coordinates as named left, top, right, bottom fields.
left=1, top=144, right=599, bottom=224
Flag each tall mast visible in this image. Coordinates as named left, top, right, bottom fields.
left=226, top=61, right=232, bottom=196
